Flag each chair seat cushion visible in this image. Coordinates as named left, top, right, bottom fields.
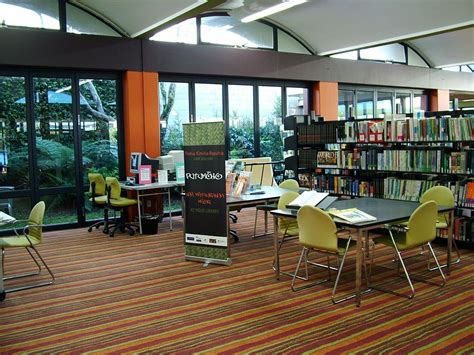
left=0, top=235, right=40, bottom=248
left=436, top=221, right=448, bottom=229
left=305, top=238, right=355, bottom=256
left=375, top=233, right=424, bottom=251
left=109, top=197, right=137, bottom=207
left=89, top=195, right=108, bottom=204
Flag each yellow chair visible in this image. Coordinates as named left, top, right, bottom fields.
left=419, top=185, right=460, bottom=268
left=252, top=179, right=300, bottom=238
left=87, top=173, right=112, bottom=234
left=293, top=205, right=366, bottom=304
left=373, top=201, right=446, bottom=299
left=0, top=201, right=54, bottom=297
left=272, top=190, right=300, bottom=277
left=106, top=177, right=138, bottom=237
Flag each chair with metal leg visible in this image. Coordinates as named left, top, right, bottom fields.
left=106, top=177, right=139, bottom=237
left=252, top=179, right=299, bottom=238
left=0, top=201, right=55, bottom=296
left=292, top=205, right=367, bottom=304
left=419, top=185, right=460, bottom=269
left=372, top=200, right=446, bottom=299
left=87, top=173, right=112, bottom=234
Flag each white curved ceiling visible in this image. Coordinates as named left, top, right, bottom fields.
left=70, top=0, right=474, bottom=68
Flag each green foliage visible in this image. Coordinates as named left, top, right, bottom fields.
left=229, top=118, right=254, bottom=158
left=260, top=122, right=284, bottom=162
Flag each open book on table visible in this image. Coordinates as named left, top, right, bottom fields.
left=286, top=190, right=329, bottom=209
left=327, top=208, right=376, bottom=224
left=0, top=211, right=16, bottom=224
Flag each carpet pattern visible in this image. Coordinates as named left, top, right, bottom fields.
left=0, top=209, right=473, bottom=354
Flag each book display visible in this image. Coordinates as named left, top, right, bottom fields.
left=283, top=111, right=474, bottom=246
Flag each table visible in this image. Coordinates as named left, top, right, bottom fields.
left=121, top=181, right=184, bottom=234
left=0, top=213, right=17, bottom=301
left=271, top=197, right=453, bottom=306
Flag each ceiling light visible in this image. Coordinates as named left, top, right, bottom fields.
left=241, top=0, right=307, bottom=23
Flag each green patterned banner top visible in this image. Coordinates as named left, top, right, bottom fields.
left=183, top=121, right=225, bottom=146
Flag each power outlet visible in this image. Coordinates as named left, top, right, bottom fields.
left=146, top=200, right=152, bottom=208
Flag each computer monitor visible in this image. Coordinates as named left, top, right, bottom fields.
left=130, top=152, right=141, bottom=174
left=141, top=153, right=161, bottom=172
left=159, top=155, right=175, bottom=173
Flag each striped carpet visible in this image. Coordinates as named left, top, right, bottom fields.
left=0, top=209, right=473, bottom=353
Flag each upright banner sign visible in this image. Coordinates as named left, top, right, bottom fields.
left=183, top=121, right=229, bottom=265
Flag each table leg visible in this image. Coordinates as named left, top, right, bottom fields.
left=273, top=215, right=280, bottom=280
left=168, top=188, right=172, bottom=231
left=137, top=191, right=143, bottom=235
left=355, top=229, right=363, bottom=307
left=446, top=210, right=454, bottom=275
left=0, top=250, right=5, bottom=301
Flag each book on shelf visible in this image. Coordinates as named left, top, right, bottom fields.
left=286, top=190, right=329, bottom=209
left=328, top=208, right=377, bottom=224
left=317, top=151, right=338, bottom=168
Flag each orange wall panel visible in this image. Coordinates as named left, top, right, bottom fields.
left=430, top=89, right=450, bottom=111
left=143, top=72, right=160, bottom=157
left=313, top=82, right=338, bottom=121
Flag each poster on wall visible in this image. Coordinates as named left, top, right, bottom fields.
left=183, top=121, right=229, bottom=265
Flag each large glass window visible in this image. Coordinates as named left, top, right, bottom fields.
left=259, top=86, right=283, bottom=162
left=0, top=0, right=59, bottom=30
left=360, top=43, right=405, bottom=63
left=0, top=76, right=29, bottom=190
left=201, top=15, right=272, bottom=49
left=33, top=77, right=75, bottom=188
left=286, top=87, right=308, bottom=115
left=413, top=92, right=428, bottom=112
left=376, top=92, right=393, bottom=118
left=160, top=82, right=189, bottom=155
left=228, top=85, right=254, bottom=159
left=338, top=90, right=354, bottom=120
left=150, top=18, right=197, bottom=44
left=195, top=83, right=223, bottom=122
left=396, top=92, right=411, bottom=113
left=356, top=91, right=374, bottom=119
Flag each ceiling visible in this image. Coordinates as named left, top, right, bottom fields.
left=70, top=0, right=474, bottom=68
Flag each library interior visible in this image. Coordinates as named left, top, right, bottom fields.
left=0, top=0, right=473, bottom=353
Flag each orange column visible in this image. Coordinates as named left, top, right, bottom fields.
left=430, top=89, right=450, bottom=111
left=313, top=82, right=339, bottom=121
left=123, top=71, right=160, bottom=177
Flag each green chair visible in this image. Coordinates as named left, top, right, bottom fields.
left=373, top=200, right=446, bottom=299
left=292, top=205, right=367, bottom=304
left=252, top=179, right=300, bottom=238
left=0, top=201, right=54, bottom=296
left=272, top=190, right=300, bottom=277
left=87, top=173, right=112, bottom=234
left=106, top=177, right=138, bottom=237
left=419, top=185, right=460, bottom=268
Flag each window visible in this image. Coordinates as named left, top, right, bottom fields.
left=259, top=86, right=283, bottom=162
left=407, top=48, right=429, bottom=68
left=360, top=44, right=405, bottom=63
left=195, top=83, right=223, bottom=122
left=150, top=18, right=197, bottom=44
left=201, top=15, right=272, bottom=49
left=338, top=90, right=354, bottom=119
left=277, top=29, right=311, bottom=55
left=356, top=91, right=374, bottom=119
left=413, top=92, right=428, bottom=112
left=396, top=92, right=411, bottom=114
left=228, top=85, right=254, bottom=158
left=376, top=92, right=393, bottom=118
left=286, top=87, right=309, bottom=115
left=0, top=0, right=59, bottom=30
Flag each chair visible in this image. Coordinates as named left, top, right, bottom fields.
left=252, top=179, right=300, bottom=238
left=0, top=201, right=54, bottom=296
left=87, top=173, right=112, bottom=234
left=272, top=191, right=300, bottom=276
left=372, top=201, right=446, bottom=299
left=419, top=185, right=460, bottom=268
left=292, top=205, right=367, bottom=304
left=106, top=177, right=138, bottom=237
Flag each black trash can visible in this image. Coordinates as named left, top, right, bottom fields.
left=141, top=214, right=161, bottom=235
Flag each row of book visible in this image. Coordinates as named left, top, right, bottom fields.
left=296, top=121, right=343, bottom=145
left=298, top=173, right=474, bottom=207
left=452, top=217, right=473, bottom=242
left=312, top=149, right=474, bottom=174
left=332, top=115, right=474, bottom=144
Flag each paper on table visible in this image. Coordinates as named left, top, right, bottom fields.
left=0, top=211, right=16, bottom=224
left=287, top=190, right=329, bottom=208
left=328, top=208, right=376, bottom=224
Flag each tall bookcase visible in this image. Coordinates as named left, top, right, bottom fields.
left=283, top=111, right=474, bottom=247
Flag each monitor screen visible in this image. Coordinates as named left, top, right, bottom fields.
left=130, top=152, right=141, bottom=174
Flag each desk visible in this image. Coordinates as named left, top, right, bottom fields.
left=121, top=181, right=184, bottom=234
left=271, top=198, right=453, bottom=306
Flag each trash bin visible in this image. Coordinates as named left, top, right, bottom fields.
left=141, top=214, right=161, bottom=235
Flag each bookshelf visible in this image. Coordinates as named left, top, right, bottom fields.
left=283, top=111, right=474, bottom=246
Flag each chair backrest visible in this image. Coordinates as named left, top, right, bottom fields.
left=236, top=157, right=276, bottom=186
left=279, top=179, right=299, bottom=192
left=420, top=185, right=455, bottom=208
left=297, top=205, right=338, bottom=252
left=420, top=185, right=454, bottom=225
left=27, top=201, right=45, bottom=243
left=88, top=173, right=106, bottom=196
left=106, top=177, right=121, bottom=200
left=406, top=200, right=438, bottom=247
left=277, top=191, right=299, bottom=232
